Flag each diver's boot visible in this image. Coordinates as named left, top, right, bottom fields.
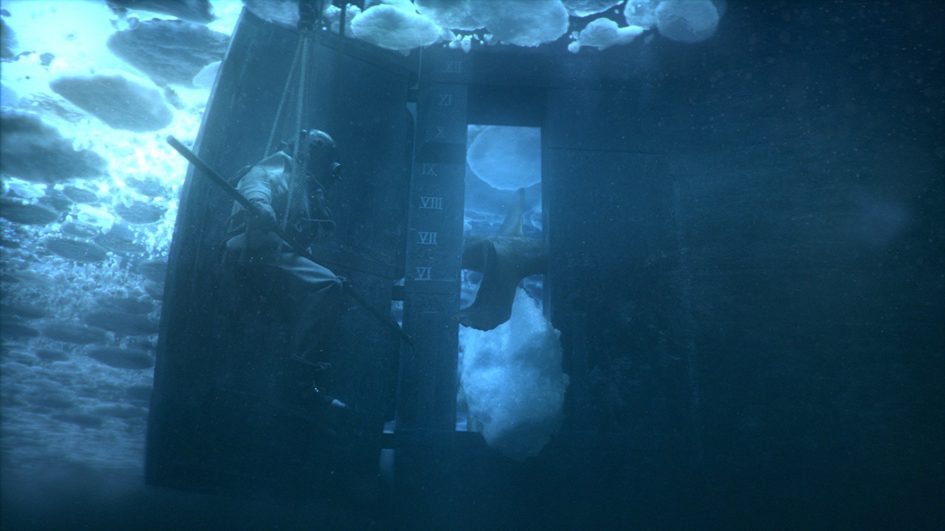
left=312, top=385, right=350, bottom=411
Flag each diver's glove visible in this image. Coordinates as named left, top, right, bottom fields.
left=247, top=199, right=277, bottom=231
left=225, top=199, right=282, bottom=260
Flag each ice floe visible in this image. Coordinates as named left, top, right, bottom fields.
left=351, top=2, right=442, bottom=51
left=0, top=111, right=106, bottom=182
left=568, top=17, right=646, bottom=52
left=654, top=0, right=720, bottom=43
left=467, top=126, right=542, bottom=191
left=50, top=74, right=173, bottom=132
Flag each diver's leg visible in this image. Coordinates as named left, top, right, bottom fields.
left=270, top=251, right=344, bottom=361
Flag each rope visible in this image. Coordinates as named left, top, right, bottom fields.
left=264, top=38, right=303, bottom=158
left=282, top=33, right=311, bottom=230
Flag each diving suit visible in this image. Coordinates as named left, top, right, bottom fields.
left=222, top=129, right=344, bottom=364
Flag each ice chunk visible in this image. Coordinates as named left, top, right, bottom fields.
left=61, top=222, right=99, bottom=238
left=136, top=260, right=168, bottom=283
left=42, top=322, right=107, bottom=345
left=145, top=281, right=165, bottom=300
left=242, top=0, right=302, bottom=26
left=467, top=126, right=542, bottom=191
left=191, top=61, right=220, bottom=89
left=0, top=198, right=60, bottom=225
left=460, top=289, right=568, bottom=459
left=114, top=201, right=166, bottom=224
left=97, top=296, right=155, bottom=315
left=3, top=178, right=46, bottom=199
left=474, top=0, right=568, bottom=47
left=568, top=17, right=646, bottom=52
left=563, top=0, right=623, bottom=17
left=35, top=349, right=69, bottom=362
left=106, top=0, right=215, bottom=23
left=0, top=300, right=47, bottom=319
left=1, top=84, right=17, bottom=107
left=39, top=188, right=72, bottom=212
left=1, top=18, right=15, bottom=59
left=324, top=3, right=361, bottom=34
left=50, top=74, right=173, bottom=132
left=126, top=384, right=153, bottom=403
left=45, top=238, right=109, bottom=262
left=415, top=0, right=482, bottom=31
left=0, top=111, right=106, bottom=182
left=623, top=0, right=660, bottom=28
left=86, top=347, right=154, bottom=370
left=448, top=33, right=474, bottom=53
left=374, top=0, right=414, bottom=9
left=62, top=186, right=99, bottom=204
left=351, top=4, right=443, bottom=51
left=350, top=2, right=443, bottom=51
left=94, top=223, right=146, bottom=255
left=655, top=0, right=720, bottom=43
left=0, top=320, right=40, bottom=339
left=75, top=204, right=116, bottom=231
left=84, top=310, right=159, bottom=336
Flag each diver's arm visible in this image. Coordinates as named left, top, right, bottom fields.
left=224, top=165, right=280, bottom=258
left=236, top=166, right=277, bottom=229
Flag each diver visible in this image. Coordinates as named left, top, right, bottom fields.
left=222, top=129, right=344, bottom=369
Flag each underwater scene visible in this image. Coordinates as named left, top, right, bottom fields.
left=0, top=1, right=942, bottom=529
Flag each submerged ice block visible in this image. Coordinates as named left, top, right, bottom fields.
left=460, top=289, right=568, bottom=459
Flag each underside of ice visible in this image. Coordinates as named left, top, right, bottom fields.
left=242, top=0, right=723, bottom=53
left=474, top=0, right=570, bottom=47
left=347, top=0, right=722, bottom=52
left=415, top=0, right=482, bottom=31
